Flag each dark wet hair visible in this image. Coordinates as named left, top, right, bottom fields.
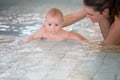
left=83, top=0, right=120, bottom=23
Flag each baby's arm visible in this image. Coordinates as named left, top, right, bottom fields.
left=24, top=27, right=44, bottom=43
left=68, top=31, right=89, bottom=43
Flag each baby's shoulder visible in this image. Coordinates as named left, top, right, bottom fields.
left=60, top=29, right=70, bottom=34
left=39, top=26, right=46, bottom=32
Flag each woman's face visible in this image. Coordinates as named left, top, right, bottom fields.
left=83, top=5, right=105, bottom=23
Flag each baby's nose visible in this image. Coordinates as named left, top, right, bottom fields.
left=50, top=27, right=55, bottom=31
left=51, top=26, right=55, bottom=29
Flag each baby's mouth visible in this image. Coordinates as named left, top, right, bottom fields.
left=50, top=30, right=56, bottom=33
left=51, top=29, right=55, bottom=31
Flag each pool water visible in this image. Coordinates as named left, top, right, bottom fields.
left=0, top=0, right=120, bottom=80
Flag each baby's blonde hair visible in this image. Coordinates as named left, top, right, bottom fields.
left=46, top=8, right=64, bottom=21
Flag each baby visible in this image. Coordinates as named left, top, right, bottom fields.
left=24, top=8, right=88, bottom=43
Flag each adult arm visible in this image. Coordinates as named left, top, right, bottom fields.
left=99, top=18, right=111, bottom=39
left=104, top=16, right=120, bottom=45
left=63, top=8, right=86, bottom=27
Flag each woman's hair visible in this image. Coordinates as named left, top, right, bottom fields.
left=83, top=0, right=120, bottom=23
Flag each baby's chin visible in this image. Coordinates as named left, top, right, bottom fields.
left=48, top=29, right=61, bottom=33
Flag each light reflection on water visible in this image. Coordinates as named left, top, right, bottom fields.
left=0, top=7, right=43, bottom=36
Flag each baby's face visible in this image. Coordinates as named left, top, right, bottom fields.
left=45, top=15, right=63, bottom=32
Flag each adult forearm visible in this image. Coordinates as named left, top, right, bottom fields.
left=63, top=9, right=86, bottom=27
left=63, top=14, right=79, bottom=27
left=99, top=18, right=111, bottom=39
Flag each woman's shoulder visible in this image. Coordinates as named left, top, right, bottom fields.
left=114, top=15, right=120, bottom=23
left=111, top=16, right=120, bottom=28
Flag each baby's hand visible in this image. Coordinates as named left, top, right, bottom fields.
left=23, top=39, right=30, bottom=43
left=18, top=40, right=24, bottom=44
left=12, top=39, right=24, bottom=45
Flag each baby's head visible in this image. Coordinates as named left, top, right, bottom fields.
left=45, top=8, right=64, bottom=32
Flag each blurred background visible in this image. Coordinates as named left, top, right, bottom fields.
left=0, top=0, right=83, bottom=12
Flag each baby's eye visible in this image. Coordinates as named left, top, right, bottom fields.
left=55, top=24, right=58, bottom=26
left=48, top=24, right=51, bottom=26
